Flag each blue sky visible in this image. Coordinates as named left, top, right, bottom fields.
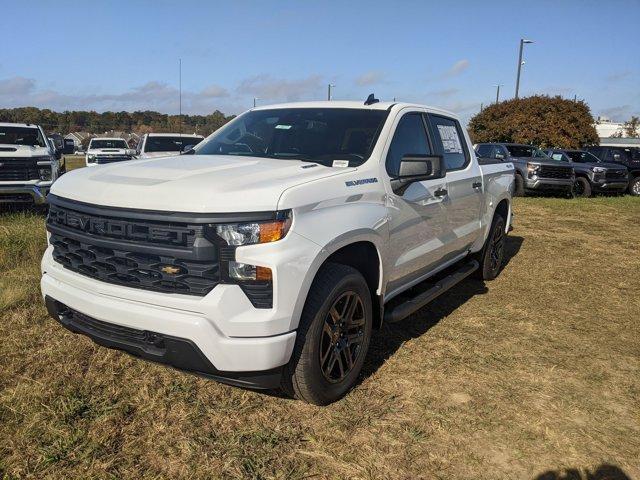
left=1, top=0, right=638, bottom=123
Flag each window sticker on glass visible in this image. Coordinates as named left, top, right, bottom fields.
left=275, top=124, right=292, bottom=130
left=437, top=125, right=463, bottom=154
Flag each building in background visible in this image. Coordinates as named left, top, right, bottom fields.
left=595, top=116, right=640, bottom=147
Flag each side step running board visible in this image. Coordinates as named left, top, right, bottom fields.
left=383, top=260, right=479, bottom=323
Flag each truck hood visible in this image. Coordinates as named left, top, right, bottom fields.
left=0, top=144, right=51, bottom=158
left=50, top=154, right=350, bottom=212
left=513, top=157, right=573, bottom=168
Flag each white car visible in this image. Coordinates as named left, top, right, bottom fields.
left=136, top=133, right=204, bottom=159
left=0, top=122, right=62, bottom=205
left=42, top=99, right=514, bottom=404
left=85, top=137, right=135, bottom=166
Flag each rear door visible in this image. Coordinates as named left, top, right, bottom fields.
left=426, top=114, right=483, bottom=257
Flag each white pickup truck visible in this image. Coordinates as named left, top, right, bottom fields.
left=41, top=99, right=514, bottom=405
left=85, top=137, right=135, bottom=167
left=0, top=122, right=62, bottom=205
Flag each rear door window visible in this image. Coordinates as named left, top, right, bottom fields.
left=427, top=115, right=469, bottom=170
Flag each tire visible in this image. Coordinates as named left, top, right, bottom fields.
left=629, top=176, right=640, bottom=196
left=513, top=173, right=525, bottom=197
left=475, top=212, right=506, bottom=281
left=573, top=177, right=591, bottom=198
left=282, top=263, right=373, bottom=405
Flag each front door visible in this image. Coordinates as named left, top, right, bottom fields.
left=384, top=111, right=451, bottom=297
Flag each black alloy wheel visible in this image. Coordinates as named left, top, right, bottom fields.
left=319, top=291, right=366, bottom=383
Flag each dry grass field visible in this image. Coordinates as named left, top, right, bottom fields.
left=1, top=196, right=639, bottom=479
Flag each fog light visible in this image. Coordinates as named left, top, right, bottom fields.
left=39, top=168, right=52, bottom=181
left=228, top=261, right=272, bottom=281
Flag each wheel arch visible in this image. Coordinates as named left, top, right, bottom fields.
left=292, top=232, right=385, bottom=331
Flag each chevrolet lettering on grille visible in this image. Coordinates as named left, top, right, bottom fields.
left=48, top=206, right=194, bottom=246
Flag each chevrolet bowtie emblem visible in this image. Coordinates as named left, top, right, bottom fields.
left=161, top=265, right=181, bottom=275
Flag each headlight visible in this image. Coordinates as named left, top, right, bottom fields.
left=527, top=163, right=541, bottom=173
left=215, top=212, right=292, bottom=246
left=87, top=154, right=96, bottom=163
left=591, top=166, right=606, bottom=174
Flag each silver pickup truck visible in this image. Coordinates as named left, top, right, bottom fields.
left=476, top=142, right=574, bottom=196
left=42, top=99, right=515, bottom=404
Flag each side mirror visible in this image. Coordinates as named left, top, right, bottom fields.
left=495, top=153, right=505, bottom=160
left=391, top=154, right=444, bottom=194
left=182, top=144, right=195, bottom=153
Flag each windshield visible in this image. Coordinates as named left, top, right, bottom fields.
left=145, top=136, right=204, bottom=153
left=505, top=145, right=551, bottom=159
left=90, top=139, right=128, bottom=149
left=0, top=126, right=46, bottom=147
left=194, top=108, right=389, bottom=166
left=564, top=151, right=601, bottom=163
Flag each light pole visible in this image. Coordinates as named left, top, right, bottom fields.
left=327, top=84, right=335, bottom=101
left=515, top=38, right=533, bottom=99
left=494, top=84, right=503, bottom=104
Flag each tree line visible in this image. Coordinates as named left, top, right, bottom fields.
left=0, top=107, right=235, bottom=136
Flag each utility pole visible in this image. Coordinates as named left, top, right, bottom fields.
left=179, top=59, right=182, bottom=136
left=515, top=39, right=533, bottom=99
left=327, top=84, right=335, bottom=101
left=494, top=84, right=502, bottom=104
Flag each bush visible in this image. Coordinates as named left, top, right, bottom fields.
left=468, top=95, right=599, bottom=149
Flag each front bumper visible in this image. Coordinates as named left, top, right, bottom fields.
left=0, top=182, right=51, bottom=204
left=44, top=296, right=285, bottom=389
left=525, top=177, right=573, bottom=191
left=41, top=227, right=321, bottom=380
left=592, top=179, right=628, bottom=191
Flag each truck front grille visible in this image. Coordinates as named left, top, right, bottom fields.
left=50, top=233, right=218, bottom=295
left=47, top=197, right=221, bottom=296
left=0, top=158, right=39, bottom=181
left=605, top=169, right=628, bottom=180
left=95, top=155, right=133, bottom=164
left=538, top=165, right=572, bottom=179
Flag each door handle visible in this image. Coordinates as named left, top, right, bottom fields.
left=434, top=187, right=448, bottom=197
left=472, top=181, right=482, bottom=189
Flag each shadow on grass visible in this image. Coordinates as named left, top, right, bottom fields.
left=535, top=463, right=632, bottom=480
left=361, top=234, right=524, bottom=381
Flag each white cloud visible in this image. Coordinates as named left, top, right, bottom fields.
left=355, top=71, right=385, bottom=87
left=0, top=76, right=35, bottom=95
left=426, top=88, right=459, bottom=98
left=444, top=59, right=469, bottom=78
left=201, top=84, right=229, bottom=98
left=606, top=71, right=632, bottom=82
left=236, top=74, right=324, bottom=102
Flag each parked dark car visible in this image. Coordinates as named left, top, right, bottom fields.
left=585, top=146, right=640, bottom=196
left=544, top=149, right=628, bottom=197
left=63, top=138, right=75, bottom=154
left=475, top=143, right=574, bottom=196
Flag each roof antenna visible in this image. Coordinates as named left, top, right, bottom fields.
left=364, top=93, right=379, bottom=105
